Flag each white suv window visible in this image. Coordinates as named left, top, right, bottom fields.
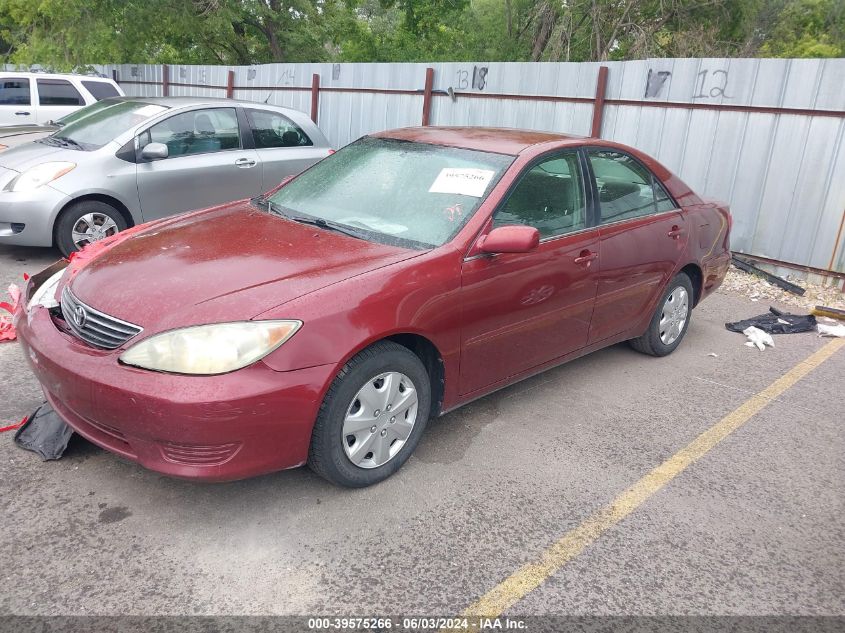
left=37, top=79, right=84, bottom=106
left=0, top=78, right=31, bottom=105
left=81, top=80, right=120, bottom=101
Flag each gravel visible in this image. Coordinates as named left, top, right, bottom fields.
left=717, top=266, right=845, bottom=313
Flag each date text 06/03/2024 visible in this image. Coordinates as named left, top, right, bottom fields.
left=306, top=617, right=528, bottom=630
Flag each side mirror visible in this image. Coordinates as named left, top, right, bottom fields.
left=141, top=142, right=168, bottom=160
left=478, top=225, right=540, bottom=254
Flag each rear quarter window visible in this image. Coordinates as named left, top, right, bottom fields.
left=81, top=81, right=120, bottom=101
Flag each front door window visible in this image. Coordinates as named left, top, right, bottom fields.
left=493, top=152, right=586, bottom=239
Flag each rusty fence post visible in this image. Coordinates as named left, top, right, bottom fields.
left=162, top=64, right=170, bottom=97
left=226, top=70, right=235, bottom=98
left=311, top=73, right=320, bottom=124
left=421, top=67, right=434, bottom=126
left=590, top=65, right=609, bottom=138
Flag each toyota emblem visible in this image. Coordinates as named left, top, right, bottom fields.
left=73, top=304, right=87, bottom=328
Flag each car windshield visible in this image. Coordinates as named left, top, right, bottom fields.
left=41, top=100, right=169, bottom=150
left=268, top=137, right=514, bottom=248
left=52, top=98, right=125, bottom=127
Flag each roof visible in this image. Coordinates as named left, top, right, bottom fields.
left=124, top=96, right=307, bottom=114
left=1, top=70, right=115, bottom=82
left=127, top=96, right=238, bottom=107
left=373, top=126, right=585, bottom=155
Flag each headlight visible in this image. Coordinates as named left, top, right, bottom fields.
left=27, top=269, right=65, bottom=311
left=119, top=320, right=302, bottom=375
left=5, top=161, right=76, bottom=192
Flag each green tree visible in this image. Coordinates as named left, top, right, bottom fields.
left=760, top=0, right=844, bottom=57
left=0, top=0, right=842, bottom=68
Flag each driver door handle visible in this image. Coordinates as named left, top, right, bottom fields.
left=668, top=225, right=684, bottom=239
left=235, top=157, right=257, bottom=168
left=15, top=111, right=30, bottom=116
left=574, top=249, right=598, bottom=266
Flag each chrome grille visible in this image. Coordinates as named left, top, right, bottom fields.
left=60, top=286, right=142, bottom=350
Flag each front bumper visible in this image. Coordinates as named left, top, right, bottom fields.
left=15, top=305, right=333, bottom=481
left=0, top=184, right=70, bottom=247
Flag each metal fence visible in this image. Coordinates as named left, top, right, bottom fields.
left=14, top=59, right=844, bottom=278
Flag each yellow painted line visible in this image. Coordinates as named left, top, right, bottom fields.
left=462, top=338, right=845, bottom=618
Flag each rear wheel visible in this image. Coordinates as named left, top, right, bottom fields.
left=55, top=200, right=127, bottom=257
left=629, top=272, right=693, bottom=357
left=308, top=341, right=431, bottom=487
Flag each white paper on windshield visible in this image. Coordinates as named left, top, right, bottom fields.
left=428, top=168, right=495, bottom=198
left=134, top=104, right=168, bottom=117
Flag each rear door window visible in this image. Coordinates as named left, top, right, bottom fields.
left=36, top=79, right=84, bottom=106
left=246, top=109, right=313, bottom=148
left=0, top=78, right=31, bottom=105
left=587, top=149, right=676, bottom=223
left=142, top=108, right=241, bottom=157
left=81, top=81, right=120, bottom=101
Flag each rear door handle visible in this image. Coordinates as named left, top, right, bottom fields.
left=234, top=157, right=257, bottom=168
left=15, top=111, right=30, bottom=116
left=574, top=250, right=598, bottom=266
left=668, top=225, right=684, bottom=239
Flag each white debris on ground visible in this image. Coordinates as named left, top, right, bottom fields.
left=718, top=267, right=845, bottom=312
left=818, top=322, right=845, bottom=338
left=743, top=325, right=775, bottom=350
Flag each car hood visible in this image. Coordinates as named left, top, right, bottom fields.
left=0, top=140, right=78, bottom=171
left=67, top=202, right=423, bottom=332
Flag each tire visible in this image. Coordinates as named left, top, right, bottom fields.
left=55, top=200, right=127, bottom=257
left=629, top=272, right=694, bottom=357
left=308, top=341, right=431, bottom=488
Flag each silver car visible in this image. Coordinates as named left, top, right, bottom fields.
left=0, top=97, right=332, bottom=255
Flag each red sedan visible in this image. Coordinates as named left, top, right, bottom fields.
left=16, top=127, right=731, bottom=487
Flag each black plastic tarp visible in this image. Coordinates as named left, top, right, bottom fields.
left=725, top=307, right=816, bottom=335
left=14, top=402, right=73, bottom=460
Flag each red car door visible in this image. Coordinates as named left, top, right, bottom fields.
left=584, top=148, right=689, bottom=344
left=459, top=151, right=599, bottom=396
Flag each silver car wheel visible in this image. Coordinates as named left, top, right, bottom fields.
left=659, top=286, right=689, bottom=346
left=71, top=212, right=119, bottom=248
left=342, top=371, right=418, bottom=469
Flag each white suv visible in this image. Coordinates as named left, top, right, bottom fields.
left=0, top=71, right=124, bottom=127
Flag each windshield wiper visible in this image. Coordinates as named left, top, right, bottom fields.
left=265, top=201, right=367, bottom=240
left=291, top=216, right=369, bottom=241
left=51, top=136, right=84, bottom=150
left=38, top=135, right=84, bottom=150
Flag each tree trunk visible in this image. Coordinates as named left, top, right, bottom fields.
left=265, top=27, right=284, bottom=61
left=506, top=0, right=513, bottom=38
left=531, top=2, right=558, bottom=61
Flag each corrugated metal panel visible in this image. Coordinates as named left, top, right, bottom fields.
left=16, top=59, right=844, bottom=273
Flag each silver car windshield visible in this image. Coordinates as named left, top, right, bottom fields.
left=53, top=98, right=125, bottom=127
left=268, top=137, right=514, bottom=249
left=42, top=101, right=170, bottom=151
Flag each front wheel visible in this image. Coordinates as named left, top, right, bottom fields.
left=308, top=341, right=431, bottom=487
left=629, top=272, right=693, bottom=357
left=55, top=200, right=127, bottom=257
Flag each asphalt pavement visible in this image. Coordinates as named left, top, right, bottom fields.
left=0, top=244, right=842, bottom=627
